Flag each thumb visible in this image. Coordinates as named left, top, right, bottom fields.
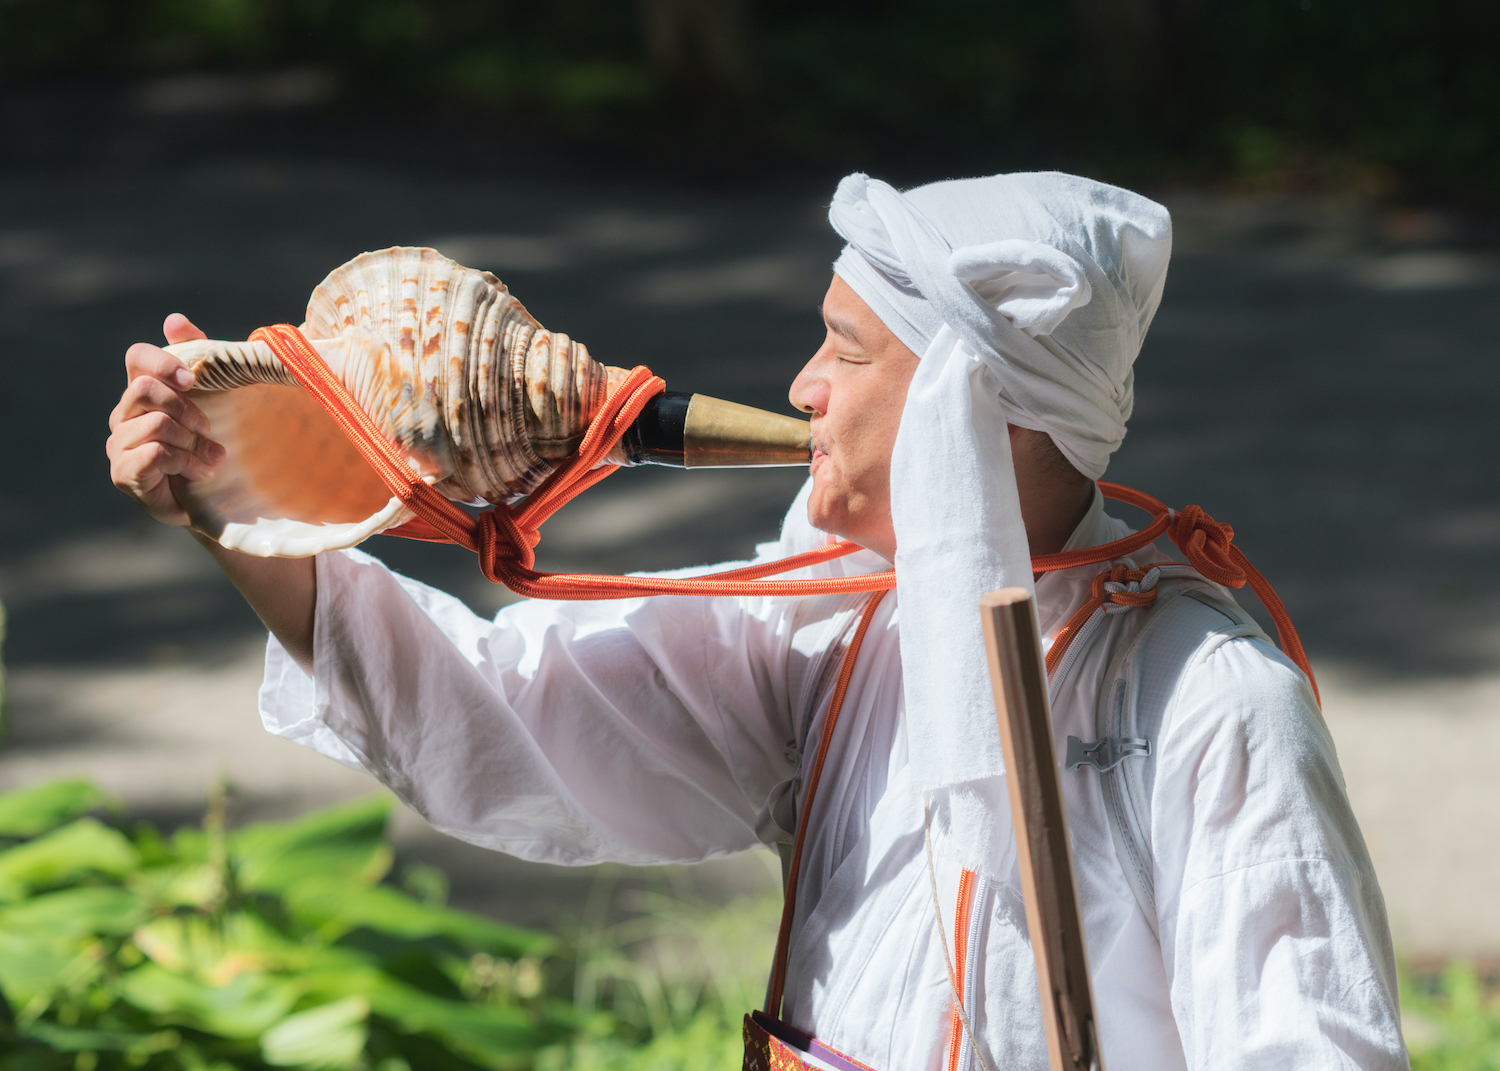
left=163, top=313, right=208, bottom=345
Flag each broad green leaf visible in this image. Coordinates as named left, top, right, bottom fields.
left=133, top=912, right=311, bottom=982
left=20, top=1021, right=179, bottom=1055
left=286, top=879, right=554, bottom=958
left=0, top=929, right=105, bottom=1009
left=232, top=797, right=392, bottom=894
left=0, top=789, right=577, bottom=1067
left=306, top=966, right=561, bottom=1060
left=383, top=989, right=566, bottom=1064
left=128, top=860, right=222, bottom=910
left=119, top=962, right=302, bottom=1039
left=0, top=781, right=111, bottom=839
left=0, top=886, right=144, bottom=941
left=171, top=827, right=211, bottom=864
left=130, top=820, right=176, bottom=866
left=261, top=996, right=369, bottom=1069
left=0, top=930, right=81, bottom=1004
left=0, top=819, right=139, bottom=900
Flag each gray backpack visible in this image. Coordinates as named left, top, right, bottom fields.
left=1062, top=571, right=1269, bottom=934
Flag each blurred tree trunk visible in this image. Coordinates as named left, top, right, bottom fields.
left=1068, top=0, right=1200, bottom=115
left=634, top=0, right=756, bottom=164
left=636, top=0, right=754, bottom=99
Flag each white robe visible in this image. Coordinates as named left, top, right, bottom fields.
left=259, top=484, right=1407, bottom=1070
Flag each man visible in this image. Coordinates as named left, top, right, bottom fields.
left=107, top=171, right=1408, bottom=1069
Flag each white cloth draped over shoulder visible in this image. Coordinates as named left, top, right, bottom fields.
left=829, top=172, right=1171, bottom=883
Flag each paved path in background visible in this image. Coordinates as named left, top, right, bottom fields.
left=1, top=152, right=1498, bottom=953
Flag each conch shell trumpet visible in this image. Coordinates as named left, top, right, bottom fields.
left=165, top=246, right=810, bottom=557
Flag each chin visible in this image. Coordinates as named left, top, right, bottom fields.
left=805, top=478, right=887, bottom=552
left=803, top=491, right=847, bottom=542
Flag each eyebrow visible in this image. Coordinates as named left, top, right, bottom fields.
left=819, top=304, right=864, bottom=347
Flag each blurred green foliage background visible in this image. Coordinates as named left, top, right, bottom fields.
left=1, top=0, right=1495, bottom=201
left=0, top=776, right=780, bottom=1070
left=1, top=773, right=1498, bottom=1070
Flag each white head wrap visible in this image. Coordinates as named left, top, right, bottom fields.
left=828, top=171, right=1171, bottom=876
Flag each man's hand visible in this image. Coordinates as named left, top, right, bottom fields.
left=105, top=314, right=316, bottom=672
left=106, top=314, right=225, bottom=525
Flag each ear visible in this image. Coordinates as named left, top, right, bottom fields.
left=949, top=240, right=1092, bottom=337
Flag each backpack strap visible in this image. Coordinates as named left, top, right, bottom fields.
left=765, top=591, right=890, bottom=1019
left=1066, top=576, right=1267, bottom=934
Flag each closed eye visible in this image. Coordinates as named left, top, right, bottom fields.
left=819, top=304, right=865, bottom=350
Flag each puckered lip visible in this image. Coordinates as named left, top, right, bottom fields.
left=809, top=439, right=829, bottom=473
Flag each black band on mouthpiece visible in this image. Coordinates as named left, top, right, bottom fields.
left=619, top=391, right=690, bottom=466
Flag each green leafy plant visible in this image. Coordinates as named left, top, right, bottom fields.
left=0, top=779, right=573, bottom=1070
left=1404, top=961, right=1500, bottom=1071
left=10, top=770, right=1493, bottom=1069
left=547, top=869, right=778, bottom=1071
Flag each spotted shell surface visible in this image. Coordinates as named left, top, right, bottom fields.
left=166, top=247, right=628, bottom=557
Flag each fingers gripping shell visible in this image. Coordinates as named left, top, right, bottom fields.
left=166, top=247, right=629, bottom=557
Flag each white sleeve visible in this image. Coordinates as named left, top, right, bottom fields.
left=258, top=547, right=803, bottom=867
left=1151, top=637, right=1409, bottom=1070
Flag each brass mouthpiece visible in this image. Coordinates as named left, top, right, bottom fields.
left=620, top=392, right=811, bottom=469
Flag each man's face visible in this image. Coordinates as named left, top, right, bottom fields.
left=789, top=275, right=921, bottom=561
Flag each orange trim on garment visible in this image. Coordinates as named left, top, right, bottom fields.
left=946, top=867, right=978, bottom=1071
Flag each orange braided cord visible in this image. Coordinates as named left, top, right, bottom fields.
left=249, top=326, right=1315, bottom=700
left=250, top=325, right=896, bottom=600
left=1028, top=511, right=1170, bottom=572
left=249, top=325, right=478, bottom=545
left=1087, top=484, right=1319, bottom=704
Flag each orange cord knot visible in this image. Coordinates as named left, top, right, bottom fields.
left=1167, top=504, right=1246, bottom=588
left=1046, top=565, right=1162, bottom=674
left=1093, top=564, right=1161, bottom=611
left=476, top=506, right=541, bottom=582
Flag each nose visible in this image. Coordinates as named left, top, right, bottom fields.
left=789, top=346, right=831, bottom=416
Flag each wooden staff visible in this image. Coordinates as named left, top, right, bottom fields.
left=980, top=588, right=1103, bottom=1071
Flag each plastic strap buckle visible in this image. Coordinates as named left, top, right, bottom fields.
left=1065, top=735, right=1151, bottom=773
